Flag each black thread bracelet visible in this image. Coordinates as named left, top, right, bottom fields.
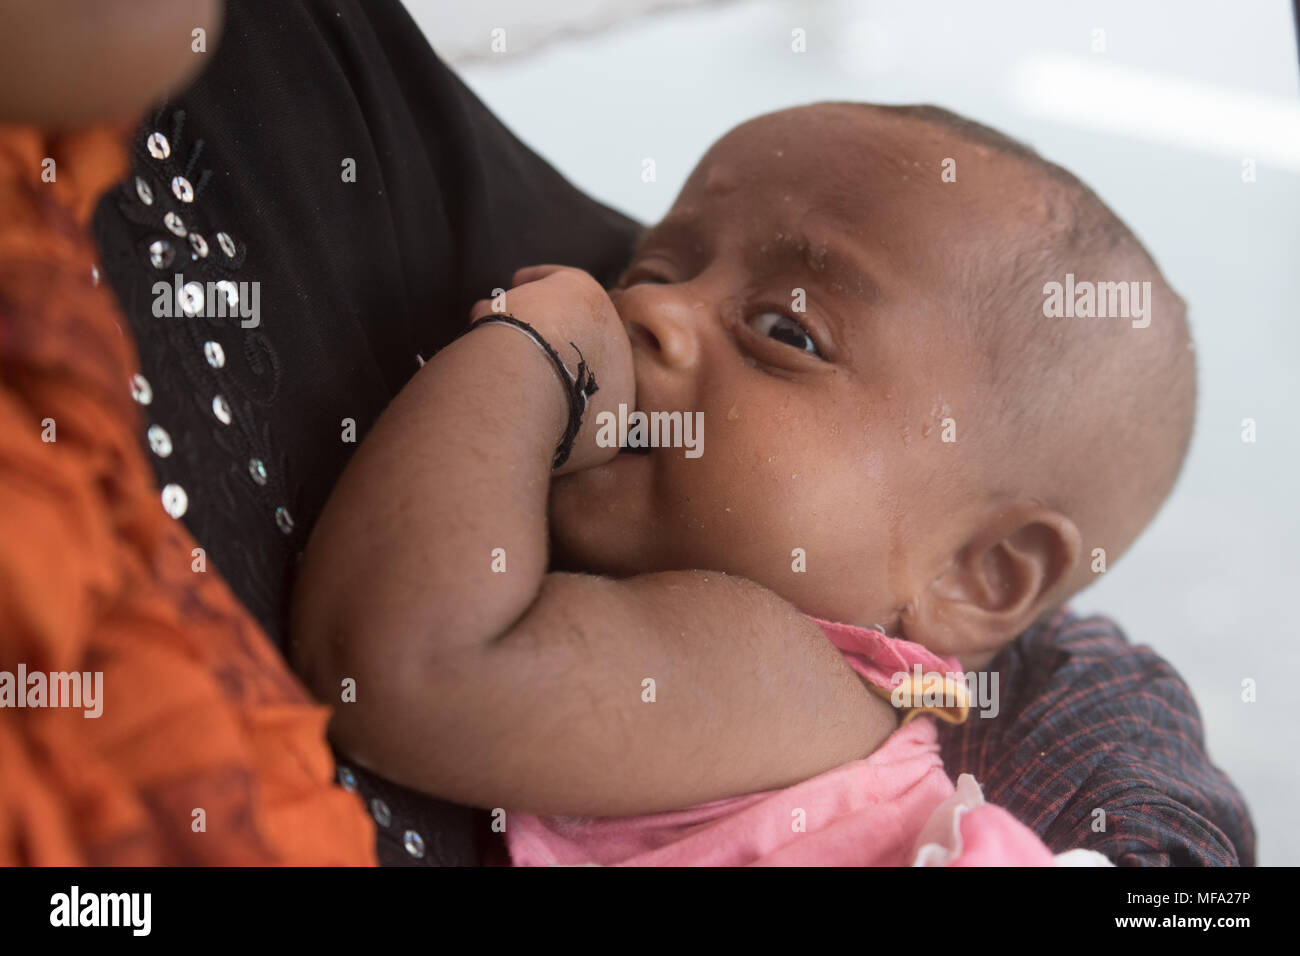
left=459, top=314, right=598, bottom=469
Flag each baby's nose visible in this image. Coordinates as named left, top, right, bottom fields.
left=619, top=291, right=703, bottom=371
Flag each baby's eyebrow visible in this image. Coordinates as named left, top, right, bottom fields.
left=632, top=219, right=882, bottom=304
left=749, top=231, right=883, bottom=305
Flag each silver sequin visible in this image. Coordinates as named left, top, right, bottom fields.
left=188, top=233, right=209, bottom=258
left=178, top=281, right=204, bottom=317
left=146, top=424, right=173, bottom=458
left=215, top=280, right=239, bottom=310
left=91, top=265, right=100, bottom=286
left=164, top=211, right=186, bottom=236
left=337, top=767, right=358, bottom=792
left=148, top=239, right=174, bottom=270
left=369, top=799, right=392, bottom=828
left=275, top=506, right=294, bottom=535
left=203, top=340, right=226, bottom=369
left=135, top=176, right=154, bottom=205
left=161, top=483, right=188, bottom=518
left=403, top=830, right=426, bottom=858
left=212, top=394, right=231, bottom=425
left=216, top=231, right=237, bottom=258
left=249, top=458, right=268, bottom=486
left=147, top=131, right=171, bottom=160
left=171, top=175, right=194, bottom=203
left=130, top=373, right=152, bottom=405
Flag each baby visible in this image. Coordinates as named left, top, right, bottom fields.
left=289, top=102, right=1196, bottom=865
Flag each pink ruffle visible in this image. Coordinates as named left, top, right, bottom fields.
left=912, top=773, right=1112, bottom=866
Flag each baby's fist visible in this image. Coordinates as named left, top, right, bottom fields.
left=469, top=265, right=634, bottom=474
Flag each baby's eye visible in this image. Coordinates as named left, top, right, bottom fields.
left=746, top=311, right=821, bottom=356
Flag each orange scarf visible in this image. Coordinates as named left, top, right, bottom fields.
left=0, top=124, right=375, bottom=864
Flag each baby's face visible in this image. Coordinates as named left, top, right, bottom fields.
left=549, top=104, right=1021, bottom=630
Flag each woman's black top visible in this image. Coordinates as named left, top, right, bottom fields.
left=92, top=0, right=641, bottom=866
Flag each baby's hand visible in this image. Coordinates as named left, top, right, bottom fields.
left=469, top=265, right=634, bottom=475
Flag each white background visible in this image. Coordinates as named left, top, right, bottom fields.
left=408, top=0, right=1300, bottom=865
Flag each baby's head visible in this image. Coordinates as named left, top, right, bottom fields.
left=549, top=102, right=1195, bottom=664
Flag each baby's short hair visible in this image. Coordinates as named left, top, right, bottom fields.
left=864, top=104, right=1197, bottom=593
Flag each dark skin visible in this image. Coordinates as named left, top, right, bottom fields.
left=550, top=104, right=1083, bottom=665
left=292, top=105, right=1088, bottom=816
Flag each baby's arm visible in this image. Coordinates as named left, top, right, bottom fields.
left=291, top=267, right=896, bottom=817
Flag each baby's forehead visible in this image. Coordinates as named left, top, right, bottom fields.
left=703, top=105, right=957, bottom=181
left=682, top=105, right=1033, bottom=231
left=659, top=106, right=1047, bottom=298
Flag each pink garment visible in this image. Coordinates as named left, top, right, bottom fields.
left=506, top=618, right=1099, bottom=866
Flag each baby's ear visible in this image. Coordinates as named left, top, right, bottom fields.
left=899, top=506, right=1081, bottom=659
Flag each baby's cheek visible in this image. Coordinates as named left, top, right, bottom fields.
left=778, top=468, right=895, bottom=612
left=698, top=465, right=826, bottom=591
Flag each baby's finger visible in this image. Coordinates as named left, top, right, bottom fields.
left=467, top=297, right=502, bottom=323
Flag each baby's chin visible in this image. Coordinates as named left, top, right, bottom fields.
left=547, top=463, right=660, bottom=576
